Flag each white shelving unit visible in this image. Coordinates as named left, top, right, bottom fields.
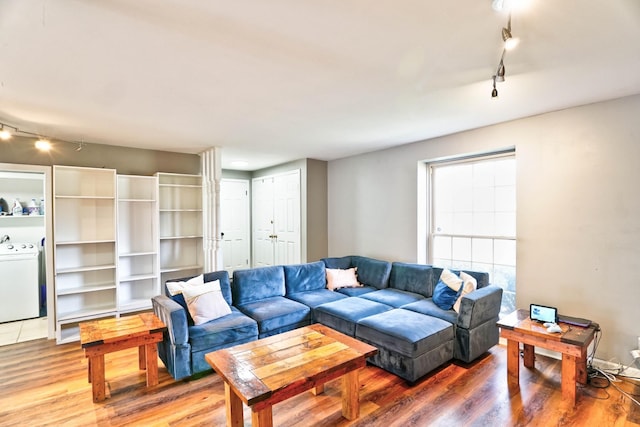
left=156, top=173, right=203, bottom=284
left=117, top=175, right=160, bottom=313
left=53, top=166, right=117, bottom=344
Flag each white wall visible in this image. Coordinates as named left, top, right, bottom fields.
left=328, top=94, right=640, bottom=364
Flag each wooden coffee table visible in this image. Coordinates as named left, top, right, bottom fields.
left=79, top=313, right=166, bottom=402
left=497, top=309, right=598, bottom=406
left=205, top=323, right=377, bottom=427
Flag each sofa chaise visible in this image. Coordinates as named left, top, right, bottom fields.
left=152, top=256, right=503, bottom=383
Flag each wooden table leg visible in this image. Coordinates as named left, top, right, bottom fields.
left=341, top=369, right=359, bottom=420
left=523, top=344, right=535, bottom=368
left=506, top=339, right=520, bottom=388
left=562, top=354, right=578, bottom=405
left=252, top=406, right=273, bottom=427
left=225, top=382, right=244, bottom=427
left=138, top=345, right=146, bottom=370
left=576, top=352, right=588, bottom=385
left=89, top=354, right=106, bottom=402
left=145, top=343, right=159, bottom=387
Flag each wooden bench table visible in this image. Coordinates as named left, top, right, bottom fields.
left=79, top=313, right=166, bottom=402
left=497, top=309, right=598, bottom=406
left=205, top=323, right=377, bottom=427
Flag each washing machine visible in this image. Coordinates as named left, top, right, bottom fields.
left=0, top=242, right=40, bottom=323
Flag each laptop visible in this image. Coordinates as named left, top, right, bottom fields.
left=558, top=314, right=592, bottom=327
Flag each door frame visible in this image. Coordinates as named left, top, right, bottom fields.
left=0, top=163, right=55, bottom=339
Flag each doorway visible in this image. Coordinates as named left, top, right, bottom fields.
left=0, top=163, right=54, bottom=343
left=252, top=169, right=301, bottom=267
left=220, top=178, right=250, bottom=274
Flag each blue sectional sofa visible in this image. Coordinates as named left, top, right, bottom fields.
left=152, top=256, right=503, bottom=383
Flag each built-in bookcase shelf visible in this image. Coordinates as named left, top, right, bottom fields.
left=117, top=175, right=160, bottom=314
left=156, top=173, right=203, bottom=283
left=54, top=166, right=117, bottom=344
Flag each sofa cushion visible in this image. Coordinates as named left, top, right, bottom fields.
left=165, top=274, right=204, bottom=315
left=453, top=272, right=477, bottom=313
left=432, top=267, right=490, bottom=289
left=188, top=307, right=258, bottom=353
left=286, top=289, right=347, bottom=310
left=359, top=288, right=425, bottom=308
left=326, top=267, right=362, bottom=291
left=182, top=279, right=232, bottom=325
left=322, top=256, right=353, bottom=270
left=401, top=298, right=458, bottom=325
left=351, top=256, right=392, bottom=289
left=314, top=297, right=392, bottom=336
left=232, top=266, right=285, bottom=305
left=203, top=271, right=234, bottom=306
left=356, top=309, right=454, bottom=358
left=432, top=269, right=463, bottom=310
left=336, top=286, right=377, bottom=297
left=166, top=270, right=234, bottom=312
left=236, top=296, right=311, bottom=336
left=284, top=261, right=326, bottom=294
left=390, top=262, right=435, bottom=297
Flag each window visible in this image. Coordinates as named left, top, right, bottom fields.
left=429, top=153, right=515, bottom=317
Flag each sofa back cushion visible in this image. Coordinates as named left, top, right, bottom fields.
left=351, top=256, right=392, bottom=289
left=284, top=261, right=326, bottom=294
left=390, top=262, right=435, bottom=297
left=232, top=266, right=285, bottom=305
left=322, top=256, right=353, bottom=270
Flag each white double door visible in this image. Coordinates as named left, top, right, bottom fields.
left=252, top=170, right=301, bottom=267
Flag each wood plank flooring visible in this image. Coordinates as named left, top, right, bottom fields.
left=0, top=337, right=638, bottom=426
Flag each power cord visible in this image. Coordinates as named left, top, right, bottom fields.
left=585, top=327, right=640, bottom=409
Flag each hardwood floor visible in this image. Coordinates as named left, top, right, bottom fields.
left=1, top=337, right=638, bottom=426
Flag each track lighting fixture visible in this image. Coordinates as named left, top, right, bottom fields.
left=0, top=119, right=89, bottom=152
left=0, top=124, right=13, bottom=140
left=490, top=10, right=521, bottom=98
left=491, top=76, right=498, bottom=98
left=502, top=14, right=519, bottom=50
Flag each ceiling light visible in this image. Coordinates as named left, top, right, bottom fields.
left=491, top=76, right=499, bottom=98
left=35, top=139, right=51, bottom=151
left=0, top=125, right=12, bottom=140
left=492, top=0, right=505, bottom=11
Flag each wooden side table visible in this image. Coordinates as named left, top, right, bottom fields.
left=79, top=313, right=166, bottom=402
left=497, top=309, right=598, bottom=406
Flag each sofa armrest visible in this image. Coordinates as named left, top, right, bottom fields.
left=456, top=285, right=503, bottom=329
left=152, top=295, right=189, bottom=345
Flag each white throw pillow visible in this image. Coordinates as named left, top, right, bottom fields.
left=166, top=274, right=204, bottom=296
left=453, top=271, right=477, bottom=313
left=181, top=279, right=232, bottom=325
left=326, top=267, right=362, bottom=291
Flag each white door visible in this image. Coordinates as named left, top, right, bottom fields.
left=252, top=170, right=300, bottom=266
left=220, top=179, right=250, bottom=274
left=274, top=170, right=300, bottom=265
left=252, top=176, right=275, bottom=267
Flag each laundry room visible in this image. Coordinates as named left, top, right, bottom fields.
left=0, top=169, right=48, bottom=330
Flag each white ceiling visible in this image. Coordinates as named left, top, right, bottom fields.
left=1, top=1, right=639, bottom=170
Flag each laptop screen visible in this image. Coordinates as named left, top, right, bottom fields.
left=530, top=304, right=557, bottom=323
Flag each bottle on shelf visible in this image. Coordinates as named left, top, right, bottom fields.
left=39, top=198, right=45, bottom=215
left=12, top=199, right=22, bottom=216
left=28, top=198, right=39, bottom=216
